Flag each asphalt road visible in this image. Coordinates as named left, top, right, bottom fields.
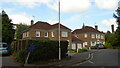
left=79, top=49, right=120, bottom=66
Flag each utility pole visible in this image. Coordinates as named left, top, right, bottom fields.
left=58, top=0, right=61, bottom=60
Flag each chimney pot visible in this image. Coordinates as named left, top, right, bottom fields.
left=111, top=24, right=114, bottom=33
left=95, top=25, right=98, bottom=30
left=31, top=20, right=34, bottom=25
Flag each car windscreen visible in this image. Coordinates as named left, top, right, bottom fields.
left=0, top=44, right=8, bottom=47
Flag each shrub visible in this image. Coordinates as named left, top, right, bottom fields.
left=13, top=50, right=27, bottom=63
left=105, top=42, right=113, bottom=49
left=82, top=47, right=88, bottom=51
left=68, top=49, right=76, bottom=53
left=13, top=40, right=68, bottom=63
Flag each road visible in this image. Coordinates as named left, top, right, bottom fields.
left=79, top=49, right=120, bottom=66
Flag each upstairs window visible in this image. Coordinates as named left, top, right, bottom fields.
left=84, top=34, right=87, bottom=38
left=62, top=31, right=68, bottom=37
left=91, top=34, right=95, bottom=38
left=36, top=31, right=40, bottom=37
left=101, top=35, right=104, bottom=39
left=96, top=34, right=98, bottom=38
left=27, top=32, right=29, bottom=37
left=52, top=32, right=55, bottom=37
left=44, top=32, right=48, bottom=37
left=98, top=34, right=100, bottom=39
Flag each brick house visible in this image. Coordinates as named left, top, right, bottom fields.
left=71, top=35, right=83, bottom=50
left=22, top=21, right=72, bottom=48
left=72, top=25, right=105, bottom=48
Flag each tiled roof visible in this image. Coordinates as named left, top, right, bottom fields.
left=52, top=23, right=72, bottom=31
left=73, top=26, right=104, bottom=34
left=72, top=36, right=83, bottom=43
left=23, top=21, right=71, bottom=32
left=30, top=21, right=52, bottom=30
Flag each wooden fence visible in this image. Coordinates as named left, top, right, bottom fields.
left=11, top=40, right=27, bottom=51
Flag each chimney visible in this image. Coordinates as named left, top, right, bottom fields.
left=95, top=25, right=98, bottom=30
left=111, top=24, right=114, bottom=33
left=31, top=20, right=34, bottom=25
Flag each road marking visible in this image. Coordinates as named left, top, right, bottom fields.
left=89, top=61, right=94, bottom=64
left=72, top=52, right=95, bottom=66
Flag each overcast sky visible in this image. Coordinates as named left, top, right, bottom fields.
left=0, top=0, right=119, bottom=32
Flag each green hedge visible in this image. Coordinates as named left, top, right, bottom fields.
left=13, top=40, right=68, bottom=63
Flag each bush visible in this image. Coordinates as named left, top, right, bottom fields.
left=78, top=47, right=88, bottom=53
left=13, top=50, right=27, bottom=64
left=82, top=47, right=88, bottom=51
left=105, top=42, right=113, bottom=49
left=13, top=40, right=68, bottom=63
left=68, top=49, right=76, bottom=53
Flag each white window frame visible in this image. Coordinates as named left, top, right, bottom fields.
left=36, top=31, right=40, bottom=37
left=91, top=34, right=95, bottom=38
left=61, top=31, right=68, bottom=37
left=25, top=32, right=27, bottom=37
left=52, top=32, right=55, bottom=37
left=44, top=32, right=48, bottom=37
left=84, top=42, right=88, bottom=45
left=27, top=32, right=29, bottom=37
left=72, top=43, right=76, bottom=49
left=98, top=34, right=100, bottom=39
left=23, top=33, right=25, bottom=38
left=84, top=34, right=87, bottom=38
left=101, top=35, right=104, bottom=39
left=96, top=34, right=98, bottom=39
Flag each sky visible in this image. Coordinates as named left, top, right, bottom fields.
left=0, top=0, right=119, bottom=32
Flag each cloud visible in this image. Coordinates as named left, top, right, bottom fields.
left=48, top=0, right=91, bottom=13
left=2, top=0, right=91, bottom=12
left=95, top=0, right=118, bottom=10
left=102, top=18, right=116, bottom=26
left=1, top=0, right=51, bottom=8
left=9, top=13, right=32, bottom=25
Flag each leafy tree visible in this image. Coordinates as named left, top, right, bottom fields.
left=105, top=31, right=111, bottom=42
left=113, top=4, right=120, bottom=46
left=2, top=10, right=15, bottom=45
left=0, top=13, right=2, bottom=41
left=16, top=23, right=29, bottom=39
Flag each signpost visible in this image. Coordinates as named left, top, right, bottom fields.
left=24, top=44, right=36, bottom=66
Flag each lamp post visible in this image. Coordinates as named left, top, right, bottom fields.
left=58, top=0, right=61, bottom=60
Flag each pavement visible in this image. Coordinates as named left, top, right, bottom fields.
left=27, top=49, right=98, bottom=66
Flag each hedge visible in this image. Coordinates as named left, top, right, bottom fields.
left=13, top=39, right=68, bottom=63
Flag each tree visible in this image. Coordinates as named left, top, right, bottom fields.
left=15, top=23, right=29, bottom=39
left=113, top=4, right=120, bottom=46
left=2, top=10, right=15, bottom=45
left=0, top=13, right=2, bottom=41
left=105, top=31, right=111, bottom=42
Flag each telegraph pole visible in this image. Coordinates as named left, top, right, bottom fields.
left=58, top=0, right=61, bottom=60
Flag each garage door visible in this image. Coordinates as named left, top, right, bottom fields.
left=77, top=44, right=82, bottom=49
left=72, top=43, right=76, bottom=49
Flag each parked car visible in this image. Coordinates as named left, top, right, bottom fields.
left=94, top=43, right=105, bottom=49
left=0, top=42, right=10, bottom=56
